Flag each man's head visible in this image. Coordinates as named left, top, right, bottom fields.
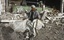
left=31, top=5, right=36, bottom=11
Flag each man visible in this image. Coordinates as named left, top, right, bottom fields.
left=25, top=5, right=41, bottom=38
left=27, top=5, right=40, bottom=22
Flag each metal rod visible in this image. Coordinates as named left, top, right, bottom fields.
left=61, top=0, right=64, bottom=13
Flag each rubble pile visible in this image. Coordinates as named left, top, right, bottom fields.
left=0, top=12, right=27, bottom=20
left=0, top=17, right=63, bottom=40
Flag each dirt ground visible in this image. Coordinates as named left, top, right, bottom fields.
left=0, top=22, right=64, bottom=40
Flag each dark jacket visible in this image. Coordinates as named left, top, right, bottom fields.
left=27, top=10, right=40, bottom=21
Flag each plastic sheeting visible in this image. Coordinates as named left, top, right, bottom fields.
left=10, top=19, right=44, bottom=32
left=11, top=19, right=29, bottom=32
left=33, top=19, right=44, bottom=30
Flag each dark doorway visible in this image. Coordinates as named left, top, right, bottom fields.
left=26, top=0, right=61, bottom=11
left=44, top=0, right=61, bottom=11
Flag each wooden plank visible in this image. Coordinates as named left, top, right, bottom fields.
left=1, top=20, right=17, bottom=22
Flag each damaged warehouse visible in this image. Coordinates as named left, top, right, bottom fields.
left=0, top=0, right=64, bottom=40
